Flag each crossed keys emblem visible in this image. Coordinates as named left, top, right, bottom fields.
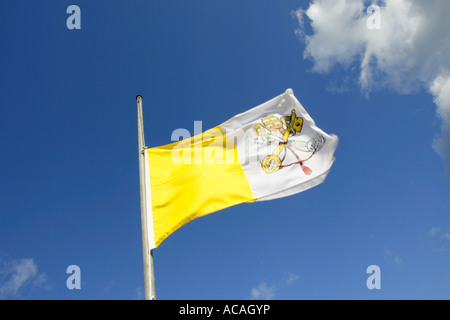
left=254, top=109, right=325, bottom=175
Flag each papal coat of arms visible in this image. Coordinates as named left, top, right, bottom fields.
left=250, top=109, right=326, bottom=175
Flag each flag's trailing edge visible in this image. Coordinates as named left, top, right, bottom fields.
left=144, top=89, right=338, bottom=249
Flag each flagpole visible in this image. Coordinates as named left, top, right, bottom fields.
left=136, top=94, right=156, bottom=300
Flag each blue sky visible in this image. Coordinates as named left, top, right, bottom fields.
left=1, top=0, right=449, bottom=300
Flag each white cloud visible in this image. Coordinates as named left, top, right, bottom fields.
left=285, top=272, right=299, bottom=285
left=384, top=249, right=404, bottom=267
left=104, top=280, right=115, bottom=292
left=0, top=258, right=48, bottom=299
left=394, top=255, right=403, bottom=267
left=250, top=272, right=299, bottom=300
left=135, top=287, right=144, bottom=300
left=250, top=282, right=276, bottom=300
left=429, top=75, right=450, bottom=177
left=429, top=226, right=450, bottom=240
left=429, top=227, right=442, bottom=236
left=294, top=0, right=450, bottom=177
left=428, top=226, right=450, bottom=253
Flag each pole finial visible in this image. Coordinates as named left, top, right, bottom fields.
left=136, top=95, right=143, bottom=101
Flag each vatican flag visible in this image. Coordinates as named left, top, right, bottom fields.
left=144, top=89, right=338, bottom=248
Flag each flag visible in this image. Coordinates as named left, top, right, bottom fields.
left=144, top=89, right=338, bottom=248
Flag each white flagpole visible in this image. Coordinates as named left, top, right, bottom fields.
left=136, top=95, right=156, bottom=300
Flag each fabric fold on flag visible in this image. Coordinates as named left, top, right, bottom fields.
left=145, top=89, right=338, bottom=248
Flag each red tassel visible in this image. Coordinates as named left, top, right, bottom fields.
left=301, top=165, right=312, bottom=175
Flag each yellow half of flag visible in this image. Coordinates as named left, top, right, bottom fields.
left=147, top=127, right=255, bottom=248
